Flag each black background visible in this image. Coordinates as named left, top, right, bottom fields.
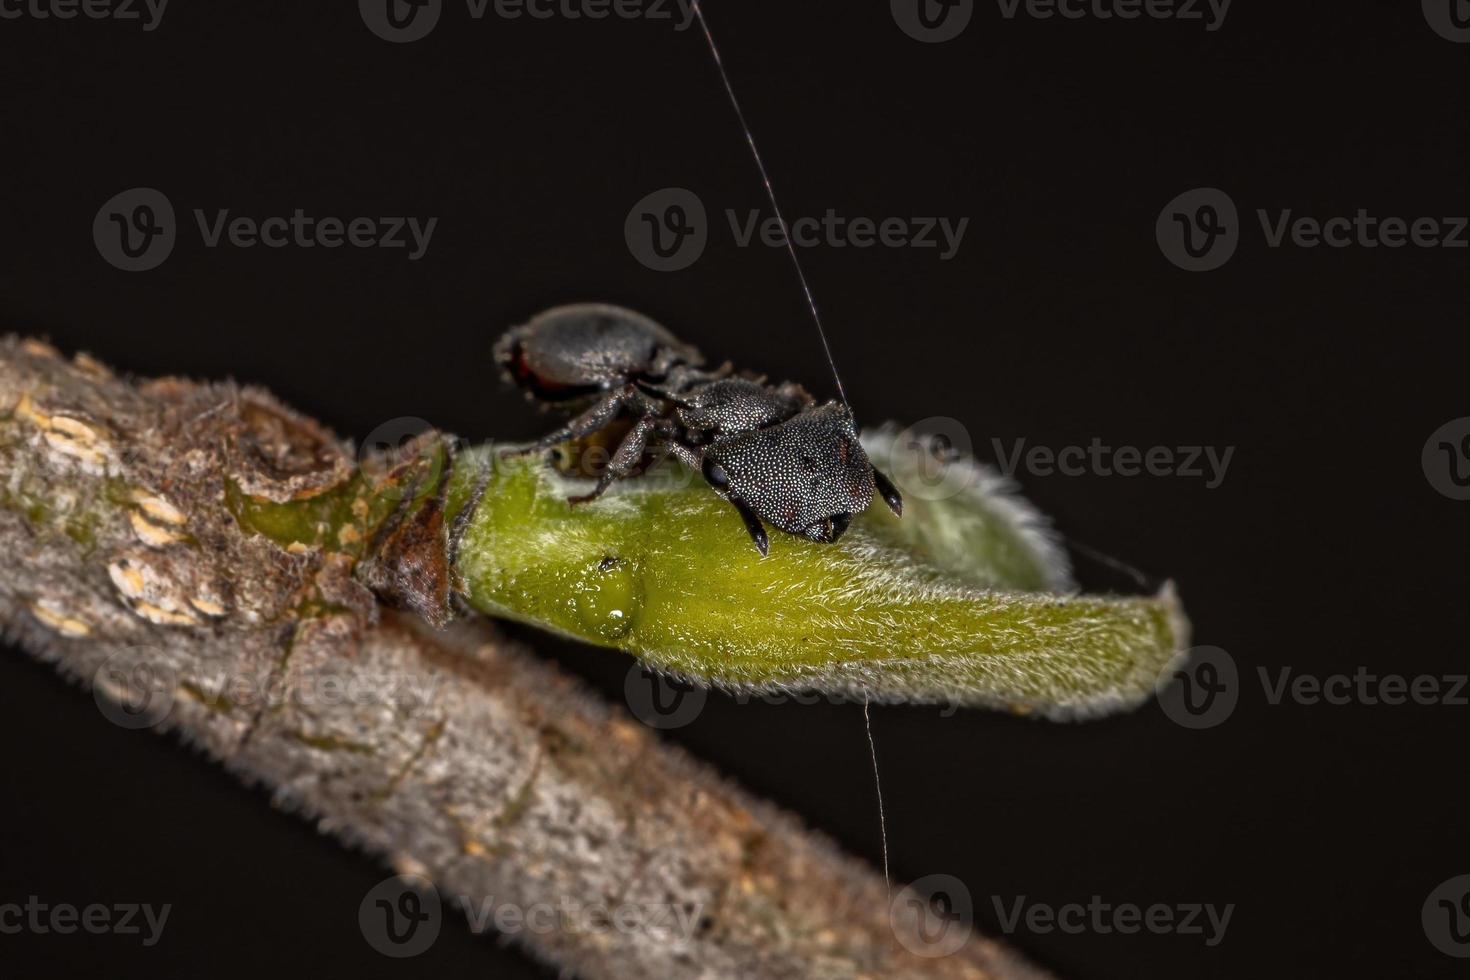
left=1, top=1, right=1466, bottom=977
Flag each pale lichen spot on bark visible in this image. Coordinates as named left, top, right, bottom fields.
left=29, top=598, right=92, bottom=638
left=129, top=489, right=187, bottom=526
left=189, top=595, right=228, bottom=618
left=107, top=555, right=203, bottom=627
left=133, top=602, right=201, bottom=627
left=108, top=558, right=146, bottom=600
left=129, top=509, right=188, bottom=547
left=123, top=489, right=193, bottom=549
left=13, top=393, right=117, bottom=473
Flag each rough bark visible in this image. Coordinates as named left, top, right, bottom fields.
left=0, top=337, right=1049, bottom=979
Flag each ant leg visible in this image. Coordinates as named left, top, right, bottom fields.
left=873, top=467, right=904, bottom=517
left=567, top=412, right=660, bottom=505
left=637, top=419, right=682, bottom=469
left=663, top=441, right=702, bottom=471
left=501, top=385, right=634, bottom=458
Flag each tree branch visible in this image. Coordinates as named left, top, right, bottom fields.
left=0, top=338, right=1049, bottom=979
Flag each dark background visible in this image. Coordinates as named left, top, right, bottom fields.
left=1, top=1, right=1465, bottom=977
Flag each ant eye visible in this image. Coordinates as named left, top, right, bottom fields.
left=703, top=460, right=731, bottom=489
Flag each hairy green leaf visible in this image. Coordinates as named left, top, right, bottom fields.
left=448, top=429, right=1189, bottom=719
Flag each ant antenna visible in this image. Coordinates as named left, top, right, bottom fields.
left=691, top=0, right=888, bottom=896
left=689, top=0, right=849, bottom=406
left=864, top=696, right=892, bottom=893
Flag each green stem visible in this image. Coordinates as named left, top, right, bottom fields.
left=226, top=426, right=1190, bottom=718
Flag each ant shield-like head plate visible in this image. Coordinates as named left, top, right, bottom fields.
left=704, top=402, right=876, bottom=543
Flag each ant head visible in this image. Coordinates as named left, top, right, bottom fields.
left=703, top=402, right=895, bottom=543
